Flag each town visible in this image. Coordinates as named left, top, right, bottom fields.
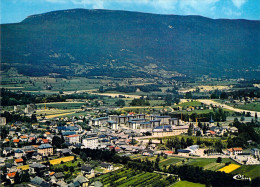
left=0, top=91, right=260, bottom=186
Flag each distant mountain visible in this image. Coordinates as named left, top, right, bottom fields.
left=1, top=9, right=260, bottom=79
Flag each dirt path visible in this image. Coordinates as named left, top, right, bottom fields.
left=198, top=99, right=260, bottom=116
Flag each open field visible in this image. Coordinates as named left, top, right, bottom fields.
left=36, top=109, right=82, bottom=119
left=231, top=165, right=260, bottom=179
left=178, top=85, right=231, bottom=93
left=36, top=102, right=85, bottom=109
left=218, top=164, right=241, bottom=173
left=173, top=180, right=205, bottom=187
left=49, top=156, right=74, bottom=165
left=226, top=102, right=260, bottom=112
left=91, top=168, right=175, bottom=186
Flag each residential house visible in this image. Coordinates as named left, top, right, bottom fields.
left=38, top=144, right=53, bottom=156
left=14, top=149, right=24, bottom=158
left=227, top=147, right=243, bottom=155
left=3, top=147, right=13, bottom=156
left=29, top=162, right=46, bottom=174
left=81, top=165, right=94, bottom=175
left=100, top=163, right=113, bottom=171
left=251, top=148, right=259, bottom=157
left=14, top=158, right=23, bottom=166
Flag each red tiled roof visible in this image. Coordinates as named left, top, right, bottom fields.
left=164, top=151, right=174, bottom=154
left=233, top=147, right=243, bottom=151
left=13, top=139, right=20, bottom=143
left=20, top=136, right=27, bottom=139
left=42, top=139, right=49, bottom=143
left=66, top=135, right=79, bottom=138
left=49, top=172, right=55, bottom=176
left=15, top=158, right=23, bottom=163
left=209, top=130, right=216, bottom=135
left=7, top=172, right=16, bottom=178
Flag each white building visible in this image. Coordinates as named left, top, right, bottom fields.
left=82, top=137, right=99, bottom=149
left=64, top=135, right=80, bottom=144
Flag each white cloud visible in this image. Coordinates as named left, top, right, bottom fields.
left=41, top=0, right=178, bottom=11
left=179, top=0, right=219, bottom=16
left=223, top=7, right=241, bottom=16
left=231, top=0, right=247, bottom=8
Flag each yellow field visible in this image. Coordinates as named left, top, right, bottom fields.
left=218, top=164, right=241, bottom=173
left=17, top=165, right=29, bottom=170
left=49, top=156, right=74, bottom=165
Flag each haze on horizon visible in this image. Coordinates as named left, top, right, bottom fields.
left=1, top=0, right=260, bottom=24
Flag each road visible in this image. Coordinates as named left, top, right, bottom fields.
left=198, top=99, right=260, bottom=117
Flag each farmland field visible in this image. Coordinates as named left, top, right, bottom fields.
left=91, top=168, right=176, bottom=186
left=226, top=102, right=260, bottom=112
left=218, top=164, right=240, bottom=173
left=49, top=156, right=75, bottom=165
left=231, top=165, right=260, bottom=179
left=172, top=180, right=205, bottom=187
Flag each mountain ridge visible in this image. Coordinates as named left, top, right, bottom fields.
left=1, top=9, right=260, bottom=79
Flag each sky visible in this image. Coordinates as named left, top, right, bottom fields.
left=1, top=0, right=259, bottom=24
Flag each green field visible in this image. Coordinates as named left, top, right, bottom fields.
left=173, top=180, right=205, bottom=187
left=36, top=102, right=85, bottom=109
left=91, top=168, right=176, bottom=187
left=231, top=165, right=260, bottom=179
left=177, top=101, right=203, bottom=107
left=226, top=102, right=260, bottom=112
left=159, top=157, right=185, bottom=167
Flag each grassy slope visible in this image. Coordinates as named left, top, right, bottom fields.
left=173, top=181, right=205, bottom=187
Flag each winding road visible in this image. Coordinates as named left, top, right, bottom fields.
left=198, top=99, right=260, bottom=117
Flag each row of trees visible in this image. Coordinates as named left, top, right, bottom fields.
left=1, top=88, right=102, bottom=106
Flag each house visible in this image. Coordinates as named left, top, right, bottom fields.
left=227, top=147, right=243, bottom=155
left=89, top=181, right=103, bottom=187
left=54, top=172, right=65, bottom=181
left=14, top=149, right=24, bottom=158
left=30, top=176, right=50, bottom=187
left=64, top=135, right=80, bottom=144
left=164, top=151, right=174, bottom=155
left=82, top=137, right=99, bottom=149
left=0, top=117, right=7, bottom=125
left=72, top=175, right=89, bottom=186
left=81, top=165, right=94, bottom=175
left=14, top=158, right=23, bottom=166
left=251, top=148, right=259, bottom=157
left=100, top=163, right=113, bottom=171
left=38, top=144, right=53, bottom=156
left=6, top=172, right=16, bottom=184
left=29, top=162, right=46, bottom=174
left=142, top=149, right=154, bottom=156
left=3, top=147, right=13, bottom=156
left=177, top=149, right=191, bottom=156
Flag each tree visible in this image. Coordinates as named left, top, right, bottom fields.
left=98, top=86, right=104, bottom=93
left=165, top=94, right=172, bottom=106
left=14, top=172, right=21, bottom=184
left=31, top=114, right=37, bottom=123
left=196, top=130, right=202, bottom=136
left=216, top=157, right=222, bottom=163
left=21, top=171, right=30, bottom=182
left=185, top=92, right=192, bottom=99
left=240, top=116, right=245, bottom=121
left=115, top=99, right=125, bottom=107
left=188, top=124, right=193, bottom=136
left=52, top=136, right=62, bottom=148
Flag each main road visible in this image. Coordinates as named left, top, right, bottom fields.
left=198, top=99, right=260, bottom=117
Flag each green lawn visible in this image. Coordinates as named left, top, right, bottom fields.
left=177, top=101, right=203, bottom=107
left=231, top=165, right=260, bottom=179
left=226, top=102, right=260, bottom=112
left=159, top=157, right=184, bottom=167
left=173, top=180, right=205, bottom=187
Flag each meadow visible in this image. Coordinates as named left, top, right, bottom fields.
left=91, top=168, right=176, bottom=187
